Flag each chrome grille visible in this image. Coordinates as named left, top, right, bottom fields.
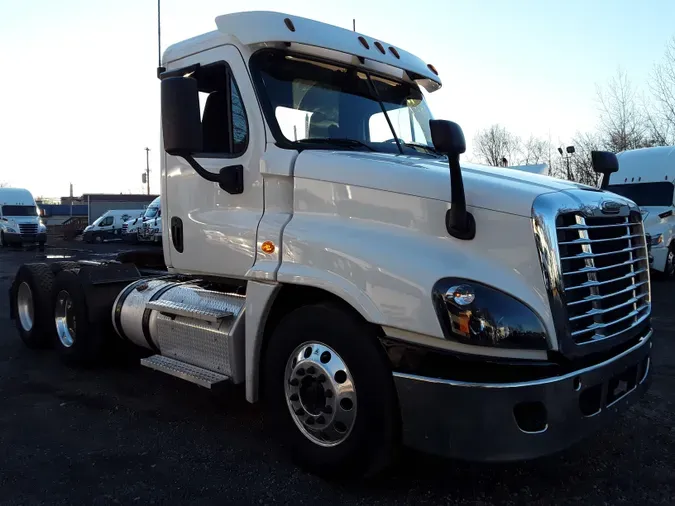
left=19, top=223, right=38, bottom=234
left=556, top=212, right=650, bottom=345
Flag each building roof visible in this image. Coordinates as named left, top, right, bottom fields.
left=79, top=194, right=160, bottom=203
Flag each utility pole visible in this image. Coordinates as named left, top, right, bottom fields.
left=145, top=147, right=151, bottom=195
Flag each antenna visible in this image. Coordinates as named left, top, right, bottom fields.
left=156, top=0, right=165, bottom=78
left=353, top=19, right=356, bottom=31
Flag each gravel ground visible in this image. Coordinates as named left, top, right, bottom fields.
left=0, top=240, right=673, bottom=505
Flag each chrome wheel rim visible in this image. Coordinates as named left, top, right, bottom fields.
left=17, top=282, right=34, bottom=332
left=55, top=290, right=76, bottom=348
left=284, top=342, right=357, bottom=447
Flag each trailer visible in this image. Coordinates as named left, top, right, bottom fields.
left=9, top=10, right=652, bottom=478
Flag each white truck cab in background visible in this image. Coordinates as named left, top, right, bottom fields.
left=605, top=146, right=675, bottom=276
left=122, top=197, right=162, bottom=244
left=83, top=209, right=144, bottom=244
left=10, top=11, right=653, bottom=478
left=0, top=187, right=47, bottom=250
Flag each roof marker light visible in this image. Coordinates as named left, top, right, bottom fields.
left=374, top=41, right=385, bottom=54
left=388, top=46, right=400, bottom=59
left=358, top=36, right=369, bottom=49
left=284, top=18, right=296, bottom=32
left=427, top=63, right=439, bottom=75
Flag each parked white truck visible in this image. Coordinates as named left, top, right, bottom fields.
left=9, top=11, right=652, bottom=477
left=604, top=146, right=675, bottom=277
left=122, top=197, right=162, bottom=244
left=0, top=187, right=47, bottom=250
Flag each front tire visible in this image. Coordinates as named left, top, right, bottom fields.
left=263, top=303, right=399, bottom=478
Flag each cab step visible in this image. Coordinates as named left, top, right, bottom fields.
left=140, top=355, right=230, bottom=388
left=145, top=299, right=233, bottom=322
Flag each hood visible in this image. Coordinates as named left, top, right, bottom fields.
left=293, top=151, right=600, bottom=217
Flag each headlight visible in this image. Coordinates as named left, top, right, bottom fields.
left=432, top=278, right=548, bottom=350
left=39, top=223, right=47, bottom=232
left=650, top=233, right=663, bottom=246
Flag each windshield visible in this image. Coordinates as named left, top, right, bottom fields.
left=606, top=182, right=674, bottom=207
left=1, top=205, right=37, bottom=217
left=251, top=50, right=437, bottom=156
left=144, top=206, right=159, bottom=219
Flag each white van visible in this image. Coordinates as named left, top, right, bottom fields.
left=607, top=145, right=675, bottom=276
left=83, top=209, right=144, bottom=244
left=0, top=188, right=47, bottom=250
left=123, top=196, right=161, bottom=244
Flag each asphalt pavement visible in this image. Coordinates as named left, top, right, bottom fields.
left=0, top=240, right=673, bottom=505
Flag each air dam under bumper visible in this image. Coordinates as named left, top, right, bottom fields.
left=3, top=231, right=46, bottom=245
left=393, top=331, right=652, bottom=462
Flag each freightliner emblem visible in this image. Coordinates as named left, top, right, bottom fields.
left=601, top=200, right=622, bottom=214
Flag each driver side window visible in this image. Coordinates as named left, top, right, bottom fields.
left=100, top=216, right=114, bottom=227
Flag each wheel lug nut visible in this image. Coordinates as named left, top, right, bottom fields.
left=289, top=378, right=299, bottom=386
left=322, top=405, right=333, bottom=414
left=290, top=393, right=299, bottom=402
left=295, top=408, right=304, bottom=416
left=324, top=389, right=333, bottom=398
left=316, top=416, right=326, bottom=424
left=296, top=368, right=305, bottom=376
left=307, top=366, right=316, bottom=374
left=318, top=374, right=326, bottom=383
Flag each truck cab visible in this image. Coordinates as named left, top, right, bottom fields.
left=123, top=197, right=162, bottom=244
left=606, top=146, right=675, bottom=276
left=0, top=187, right=47, bottom=250
left=10, top=11, right=653, bottom=478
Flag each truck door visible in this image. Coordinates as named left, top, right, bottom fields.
left=97, top=215, right=115, bottom=240
left=162, top=45, right=265, bottom=278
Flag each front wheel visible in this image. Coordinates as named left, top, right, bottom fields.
left=263, top=303, right=399, bottom=478
left=664, top=246, right=675, bottom=279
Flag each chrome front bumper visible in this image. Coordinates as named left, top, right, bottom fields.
left=394, top=331, right=652, bottom=462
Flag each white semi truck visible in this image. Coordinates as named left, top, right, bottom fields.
left=9, top=11, right=652, bottom=477
left=122, top=197, right=162, bottom=244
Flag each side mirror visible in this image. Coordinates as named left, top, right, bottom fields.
left=430, top=120, right=466, bottom=155
left=591, top=150, right=619, bottom=189
left=161, top=77, right=203, bottom=156
left=429, top=120, right=474, bottom=240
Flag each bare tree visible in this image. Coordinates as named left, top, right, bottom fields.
left=648, top=36, right=675, bottom=145
left=570, top=131, right=603, bottom=186
left=473, top=124, right=521, bottom=166
left=520, top=135, right=551, bottom=165
left=596, top=68, right=649, bottom=152
left=0, top=182, right=9, bottom=188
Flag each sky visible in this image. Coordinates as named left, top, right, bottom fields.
left=0, top=0, right=674, bottom=198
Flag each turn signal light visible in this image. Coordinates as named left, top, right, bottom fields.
left=261, top=241, right=275, bottom=254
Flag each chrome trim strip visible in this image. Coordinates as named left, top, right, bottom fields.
left=563, top=258, right=648, bottom=276
left=392, top=329, right=652, bottom=389
left=567, top=280, right=648, bottom=304
left=572, top=308, right=650, bottom=339
left=560, top=245, right=643, bottom=261
left=569, top=292, right=648, bottom=321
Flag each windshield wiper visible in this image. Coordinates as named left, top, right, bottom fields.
left=401, top=142, right=443, bottom=156
left=297, top=138, right=375, bottom=151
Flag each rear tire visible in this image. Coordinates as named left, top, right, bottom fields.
left=263, top=302, right=399, bottom=478
left=11, top=263, right=56, bottom=349
left=52, top=269, right=107, bottom=367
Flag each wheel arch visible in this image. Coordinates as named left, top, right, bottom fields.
left=244, top=281, right=385, bottom=403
